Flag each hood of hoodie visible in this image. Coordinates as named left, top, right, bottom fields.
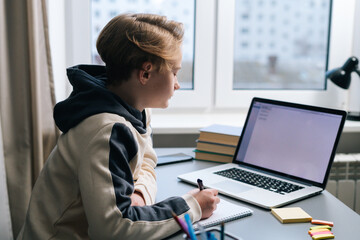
left=54, top=65, right=147, bottom=134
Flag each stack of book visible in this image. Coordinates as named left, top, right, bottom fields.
left=195, top=124, right=242, bottom=163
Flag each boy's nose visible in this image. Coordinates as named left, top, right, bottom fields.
left=174, top=82, right=180, bottom=90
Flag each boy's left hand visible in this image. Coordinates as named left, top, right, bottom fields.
left=130, top=191, right=146, bottom=206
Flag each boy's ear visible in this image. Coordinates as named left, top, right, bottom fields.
left=139, top=62, right=153, bottom=85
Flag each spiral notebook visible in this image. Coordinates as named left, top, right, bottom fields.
left=194, top=198, right=253, bottom=230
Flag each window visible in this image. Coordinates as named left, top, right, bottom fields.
left=215, top=0, right=356, bottom=108
left=50, top=0, right=359, bottom=113
left=62, top=0, right=214, bottom=108
left=233, top=0, right=331, bottom=90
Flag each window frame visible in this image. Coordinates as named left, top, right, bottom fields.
left=214, top=0, right=355, bottom=109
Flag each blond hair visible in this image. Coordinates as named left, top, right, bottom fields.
left=96, top=13, right=184, bottom=84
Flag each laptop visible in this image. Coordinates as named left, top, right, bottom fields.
left=178, top=97, right=347, bottom=209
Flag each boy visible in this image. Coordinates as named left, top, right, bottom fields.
left=17, top=13, right=219, bottom=239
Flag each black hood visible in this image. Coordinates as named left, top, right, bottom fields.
left=54, top=65, right=146, bottom=134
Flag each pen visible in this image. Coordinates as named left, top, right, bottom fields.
left=197, top=178, right=204, bottom=191
left=171, top=211, right=190, bottom=239
left=197, top=223, right=207, bottom=240
left=220, top=222, right=225, bottom=240
left=206, top=232, right=217, bottom=240
left=184, top=213, right=197, bottom=240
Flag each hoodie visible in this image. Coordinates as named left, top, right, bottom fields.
left=17, top=65, right=201, bottom=240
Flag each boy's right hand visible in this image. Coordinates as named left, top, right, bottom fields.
left=188, top=188, right=220, bottom=219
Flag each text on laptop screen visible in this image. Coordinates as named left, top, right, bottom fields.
left=235, top=101, right=343, bottom=184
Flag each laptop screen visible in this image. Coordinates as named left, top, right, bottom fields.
left=234, top=98, right=346, bottom=185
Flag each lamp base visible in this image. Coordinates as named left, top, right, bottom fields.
left=347, top=111, right=360, bottom=121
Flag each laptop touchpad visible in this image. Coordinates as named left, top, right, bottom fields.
left=212, top=180, right=253, bottom=193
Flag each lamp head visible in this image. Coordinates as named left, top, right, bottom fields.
left=326, top=56, right=359, bottom=89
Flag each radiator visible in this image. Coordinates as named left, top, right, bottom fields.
left=326, top=153, right=360, bottom=214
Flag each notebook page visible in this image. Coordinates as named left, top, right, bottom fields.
left=194, top=199, right=253, bottom=230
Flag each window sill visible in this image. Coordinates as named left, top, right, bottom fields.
left=151, top=112, right=360, bottom=134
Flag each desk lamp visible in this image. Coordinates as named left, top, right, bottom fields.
left=326, top=56, right=360, bottom=121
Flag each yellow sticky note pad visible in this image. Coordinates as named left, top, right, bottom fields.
left=309, top=228, right=332, bottom=234
left=309, top=225, right=332, bottom=230
left=271, top=207, right=312, bottom=223
left=312, top=233, right=334, bottom=239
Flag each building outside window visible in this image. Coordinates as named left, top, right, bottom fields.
left=233, top=0, right=331, bottom=90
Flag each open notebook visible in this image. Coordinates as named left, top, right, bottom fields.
left=193, top=198, right=253, bottom=230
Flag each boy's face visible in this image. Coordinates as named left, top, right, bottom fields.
left=145, top=53, right=182, bottom=109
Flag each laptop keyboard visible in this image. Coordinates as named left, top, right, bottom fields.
left=214, top=168, right=304, bottom=195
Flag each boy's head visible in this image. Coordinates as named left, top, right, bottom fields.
left=96, top=13, right=184, bottom=85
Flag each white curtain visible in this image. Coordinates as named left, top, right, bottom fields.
left=0, top=0, right=58, bottom=237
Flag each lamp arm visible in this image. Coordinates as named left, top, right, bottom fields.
left=356, top=69, right=360, bottom=77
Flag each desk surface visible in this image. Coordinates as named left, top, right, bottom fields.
left=155, top=148, right=360, bottom=240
